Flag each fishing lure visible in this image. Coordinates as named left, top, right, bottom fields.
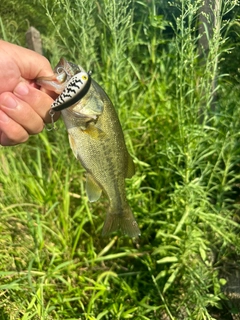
left=51, top=71, right=92, bottom=112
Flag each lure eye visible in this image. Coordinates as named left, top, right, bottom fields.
left=81, top=75, right=88, bottom=81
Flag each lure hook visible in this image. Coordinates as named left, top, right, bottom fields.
left=45, top=109, right=58, bottom=131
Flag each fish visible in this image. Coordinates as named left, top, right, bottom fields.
left=37, top=58, right=140, bottom=237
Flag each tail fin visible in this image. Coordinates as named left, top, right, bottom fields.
left=102, top=206, right=140, bottom=237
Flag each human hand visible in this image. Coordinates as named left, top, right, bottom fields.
left=0, top=40, right=59, bottom=146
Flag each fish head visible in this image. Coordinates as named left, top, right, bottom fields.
left=36, top=58, right=84, bottom=94
left=37, top=58, right=102, bottom=120
left=54, top=57, right=81, bottom=79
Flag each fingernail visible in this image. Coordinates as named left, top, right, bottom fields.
left=0, top=110, right=10, bottom=123
left=14, top=82, right=29, bottom=96
left=1, top=96, right=17, bottom=109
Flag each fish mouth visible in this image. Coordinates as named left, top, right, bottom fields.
left=54, top=57, right=81, bottom=78
left=37, top=57, right=92, bottom=112
left=51, top=58, right=92, bottom=111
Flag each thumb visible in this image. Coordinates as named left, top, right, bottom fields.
left=0, top=40, right=54, bottom=80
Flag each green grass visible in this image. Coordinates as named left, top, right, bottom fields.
left=1, top=0, right=240, bottom=319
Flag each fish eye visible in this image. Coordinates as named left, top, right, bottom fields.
left=56, top=67, right=64, bottom=74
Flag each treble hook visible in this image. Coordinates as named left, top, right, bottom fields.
left=45, top=109, right=58, bottom=131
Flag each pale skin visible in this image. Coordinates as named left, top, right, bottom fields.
left=0, top=40, right=59, bottom=146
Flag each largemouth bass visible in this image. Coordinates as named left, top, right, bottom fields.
left=37, top=58, right=140, bottom=237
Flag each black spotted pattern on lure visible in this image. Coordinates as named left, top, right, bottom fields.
left=51, top=71, right=91, bottom=111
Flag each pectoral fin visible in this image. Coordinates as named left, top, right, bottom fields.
left=125, top=154, right=135, bottom=178
left=68, top=134, right=78, bottom=159
left=86, top=173, right=102, bottom=202
left=84, top=123, right=106, bottom=140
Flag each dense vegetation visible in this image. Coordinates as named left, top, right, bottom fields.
left=1, top=0, right=240, bottom=319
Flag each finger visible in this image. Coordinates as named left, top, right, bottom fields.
left=13, top=82, right=60, bottom=123
left=0, top=40, right=54, bottom=80
left=0, top=92, right=45, bottom=135
left=0, top=110, right=29, bottom=146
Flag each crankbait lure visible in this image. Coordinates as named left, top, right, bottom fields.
left=37, top=60, right=92, bottom=130
left=51, top=71, right=92, bottom=111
